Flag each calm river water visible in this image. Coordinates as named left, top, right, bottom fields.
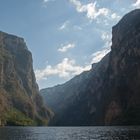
left=0, top=126, right=140, bottom=140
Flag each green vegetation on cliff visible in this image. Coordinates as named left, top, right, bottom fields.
left=5, top=108, right=36, bottom=126
left=0, top=31, right=52, bottom=126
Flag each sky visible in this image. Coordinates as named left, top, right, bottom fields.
left=0, top=0, right=139, bottom=89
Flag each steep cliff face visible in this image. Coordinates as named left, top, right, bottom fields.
left=0, top=31, right=51, bottom=126
left=103, top=9, right=140, bottom=125
left=41, top=54, right=109, bottom=126
left=41, top=9, right=140, bottom=126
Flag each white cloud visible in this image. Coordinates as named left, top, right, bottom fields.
left=35, top=47, right=110, bottom=82
left=111, top=13, right=121, bottom=20
left=44, top=0, right=49, bottom=2
left=69, top=0, right=121, bottom=23
left=35, top=58, right=91, bottom=81
left=69, top=0, right=110, bottom=20
left=58, top=43, right=76, bottom=52
left=59, top=21, right=70, bottom=30
left=44, top=0, right=54, bottom=2
left=35, top=47, right=111, bottom=82
left=58, top=21, right=83, bottom=31
left=101, top=31, right=112, bottom=48
left=91, top=48, right=110, bottom=64
left=133, top=0, right=140, bottom=7
left=89, top=31, right=111, bottom=64
left=43, top=0, right=55, bottom=6
left=101, top=32, right=110, bottom=41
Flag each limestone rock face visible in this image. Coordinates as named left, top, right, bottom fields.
left=0, top=31, right=51, bottom=126
left=41, top=9, right=140, bottom=126
left=103, top=9, right=140, bottom=125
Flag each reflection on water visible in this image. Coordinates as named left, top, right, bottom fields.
left=0, top=126, right=140, bottom=140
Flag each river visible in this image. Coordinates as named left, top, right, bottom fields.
left=0, top=126, right=140, bottom=140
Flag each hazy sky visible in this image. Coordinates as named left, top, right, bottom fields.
left=0, top=0, right=139, bottom=89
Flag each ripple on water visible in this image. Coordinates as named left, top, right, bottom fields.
left=0, top=126, right=140, bottom=140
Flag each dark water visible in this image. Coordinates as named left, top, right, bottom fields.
left=0, top=126, right=140, bottom=140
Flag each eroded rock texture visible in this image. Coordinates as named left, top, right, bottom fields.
left=0, top=31, right=52, bottom=126
left=41, top=9, right=140, bottom=126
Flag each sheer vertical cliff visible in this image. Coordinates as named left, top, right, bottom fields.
left=41, top=9, right=140, bottom=126
left=0, top=31, right=51, bottom=126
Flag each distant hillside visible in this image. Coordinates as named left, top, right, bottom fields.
left=0, top=31, right=52, bottom=126
left=41, top=9, right=140, bottom=126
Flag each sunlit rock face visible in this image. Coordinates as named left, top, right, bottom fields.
left=0, top=31, right=52, bottom=126
left=41, top=9, right=140, bottom=126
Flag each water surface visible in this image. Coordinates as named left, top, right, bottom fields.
left=0, top=126, right=140, bottom=140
